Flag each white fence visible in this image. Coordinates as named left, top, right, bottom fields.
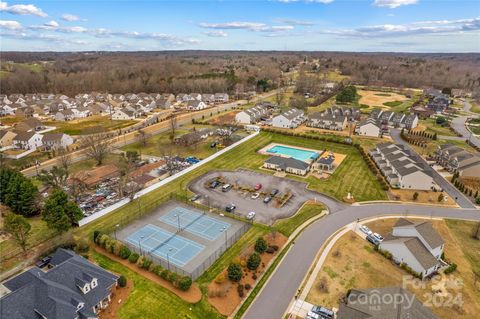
left=79, top=130, right=260, bottom=226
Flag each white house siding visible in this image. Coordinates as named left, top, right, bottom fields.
left=400, top=171, right=434, bottom=190
left=271, top=115, right=291, bottom=128
left=358, top=123, right=380, bottom=137
left=379, top=242, right=434, bottom=277
left=235, top=111, right=252, bottom=124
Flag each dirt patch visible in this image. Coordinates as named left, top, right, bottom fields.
left=388, top=189, right=457, bottom=207
left=93, top=246, right=202, bottom=303
left=99, top=280, right=134, bottom=319
left=358, top=89, right=408, bottom=107
left=207, top=233, right=287, bottom=316
left=209, top=111, right=238, bottom=125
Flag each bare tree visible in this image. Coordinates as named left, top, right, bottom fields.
left=275, top=88, right=285, bottom=106
left=136, top=129, right=149, bottom=147
left=57, top=147, right=71, bottom=172
left=80, top=133, right=111, bottom=166
left=169, top=114, right=177, bottom=143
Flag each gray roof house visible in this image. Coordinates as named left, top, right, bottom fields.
left=263, top=155, right=310, bottom=176
left=338, top=287, right=438, bottom=319
left=0, top=248, right=119, bottom=319
left=235, top=105, right=269, bottom=124
left=435, top=144, right=480, bottom=177
left=379, top=218, right=444, bottom=279
left=271, top=108, right=305, bottom=129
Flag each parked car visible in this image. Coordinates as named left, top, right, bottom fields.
left=270, top=189, right=279, bottom=197
left=190, top=194, right=201, bottom=202
left=209, top=180, right=221, bottom=188
left=263, top=196, right=272, bottom=204
left=254, top=183, right=262, bottom=191
left=373, top=233, right=384, bottom=242
left=360, top=225, right=372, bottom=235
left=222, top=184, right=232, bottom=192
left=306, top=311, right=319, bottom=319
left=225, top=203, right=236, bottom=212
left=366, top=234, right=380, bottom=246
left=246, top=211, right=256, bottom=220
left=210, top=142, right=217, bottom=148
left=311, top=305, right=334, bottom=319
left=251, top=192, right=260, bottom=199
left=35, top=256, right=52, bottom=268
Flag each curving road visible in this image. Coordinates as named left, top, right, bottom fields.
left=243, top=202, right=479, bottom=319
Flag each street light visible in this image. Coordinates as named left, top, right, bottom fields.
left=174, top=213, right=181, bottom=231
left=166, top=248, right=173, bottom=271
left=138, top=235, right=145, bottom=256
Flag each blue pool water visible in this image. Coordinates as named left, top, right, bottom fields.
left=267, top=145, right=319, bottom=162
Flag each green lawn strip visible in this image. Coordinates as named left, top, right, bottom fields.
left=421, top=118, right=456, bottom=137
left=91, top=251, right=223, bottom=319
left=273, top=203, right=325, bottom=237
left=382, top=101, right=402, bottom=107
left=46, top=118, right=138, bottom=135
left=445, top=219, right=480, bottom=274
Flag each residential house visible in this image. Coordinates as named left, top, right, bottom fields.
left=162, top=93, right=176, bottom=103
left=190, top=93, right=202, bottom=101
left=186, top=100, right=207, bottom=111
left=411, top=105, right=434, bottom=119
left=235, top=105, right=269, bottom=124
left=214, top=93, right=229, bottom=103
left=0, top=248, right=119, bottom=319
left=0, top=130, right=17, bottom=149
left=263, top=155, right=310, bottom=176
left=307, top=112, right=347, bottom=131
left=379, top=218, right=445, bottom=278
left=0, top=104, right=15, bottom=116
left=70, top=164, right=120, bottom=189
left=12, top=131, right=43, bottom=150
left=176, top=94, right=193, bottom=102
left=337, top=287, right=438, bottom=319
left=435, top=144, right=480, bottom=178
left=154, top=97, right=171, bottom=109
left=202, top=94, right=215, bottom=104
left=356, top=118, right=382, bottom=137
left=111, top=109, right=136, bottom=120
left=370, top=143, right=434, bottom=190
left=55, top=109, right=75, bottom=121
left=42, top=132, right=74, bottom=150
left=312, top=152, right=336, bottom=172
left=271, top=108, right=305, bottom=129
left=15, top=118, right=44, bottom=132
left=367, top=108, right=418, bottom=131
left=14, top=106, right=34, bottom=118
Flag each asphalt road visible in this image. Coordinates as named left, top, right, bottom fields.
left=451, top=116, right=480, bottom=149
left=390, top=129, right=475, bottom=209
left=243, top=203, right=480, bottom=319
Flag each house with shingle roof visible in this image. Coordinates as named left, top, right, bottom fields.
left=187, top=100, right=207, bottom=111
left=15, top=118, right=44, bottom=132
left=55, top=109, right=75, bottom=121
left=12, top=131, right=43, bottom=150
left=337, top=287, right=438, bottom=319
left=0, top=130, right=17, bottom=149
left=111, top=109, right=136, bottom=120
left=42, top=132, right=74, bottom=150
left=271, top=108, right=305, bottom=129
left=0, top=248, right=119, bottom=319
left=263, top=155, right=310, bottom=176
left=379, top=218, right=445, bottom=279
left=235, top=105, right=269, bottom=124
left=435, top=144, right=480, bottom=178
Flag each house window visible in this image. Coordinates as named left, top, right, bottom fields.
left=91, top=278, right=98, bottom=288
left=83, top=283, right=90, bottom=293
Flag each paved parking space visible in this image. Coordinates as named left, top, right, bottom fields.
left=188, top=169, right=341, bottom=225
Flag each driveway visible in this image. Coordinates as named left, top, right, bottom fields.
left=243, top=204, right=480, bottom=319
left=390, top=129, right=475, bottom=209
left=189, top=169, right=345, bottom=225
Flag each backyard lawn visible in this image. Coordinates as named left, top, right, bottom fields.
left=91, top=251, right=223, bottom=319
left=46, top=115, right=138, bottom=135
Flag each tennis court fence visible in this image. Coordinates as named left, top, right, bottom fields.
left=124, top=222, right=250, bottom=280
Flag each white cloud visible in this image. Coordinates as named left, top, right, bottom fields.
left=0, top=19, right=22, bottom=30
left=60, top=26, right=87, bottom=33
left=45, top=20, right=59, bottom=28
left=276, top=18, right=314, bottom=26
left=373, top=0, right=418, bottom=9
left=61, top=14, right=80, bottom=22
left=0, top=1, right=47, bottom=17
left=276, top=0, right=334, bottom=3
left=199, top=21, right=293, bottom=33
left=204, top=30, right=228, bottom=37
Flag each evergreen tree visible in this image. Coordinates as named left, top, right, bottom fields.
left=0, top=168, right=38, bottom=217
left=43, top=189, right=83, bottom=232
left=4, top=213, right=31, bottom=252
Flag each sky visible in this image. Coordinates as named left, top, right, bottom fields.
left=0, top=0, right=479, bottom=52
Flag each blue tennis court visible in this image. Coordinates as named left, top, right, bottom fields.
left=159, top=206, right=231, bottom=241
left=125, top=224, right=204, bottom=267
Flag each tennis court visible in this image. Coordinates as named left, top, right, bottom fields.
left=125, top=224, right=204, bottom=267
left=159, top=206, right=231, bottom=241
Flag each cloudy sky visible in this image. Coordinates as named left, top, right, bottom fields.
left=0, top=0, right=479, bottom=52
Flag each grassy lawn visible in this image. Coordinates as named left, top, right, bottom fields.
left=467, top=125, right=480, bottom=135
left=420, top=118, right=456, bottom=137
left=91, top=251, right=222, bottom=319
left=67, top=153, right=125, bottom=174
left=273, top=203, right=326, bottom=237
left=306, top=218, right=480, bottom=319
left=46, top=116, right=138, bottom=135
left=469, top=100, right=480, bottom=114
left=121, top=124, right=219, bottom=159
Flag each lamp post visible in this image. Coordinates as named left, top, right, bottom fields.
left=138, top=235, right=145, bottom=256
left=174, top=213, right=181, bottom=231
left=166, top=248, right=173, bottom=271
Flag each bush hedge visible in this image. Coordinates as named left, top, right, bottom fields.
left=247, top=253, right=261, bottom=270
left=118, top=275, right=127, bottom=287
left=228, top=263, right=243, bottom=282
left=254, top=238, right=267, bottom=254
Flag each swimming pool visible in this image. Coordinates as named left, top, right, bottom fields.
left=266, top=145, right=319, bottom=162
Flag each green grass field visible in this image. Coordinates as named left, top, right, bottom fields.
left=92, top=251, right=223, bottom=319
left=273, top=203, right=326, bottom=236
left=382, top=101, right=402, bottom=107
left=46, top=116, right=138, bottom=135
left=421, top=118, right=456, bottom=137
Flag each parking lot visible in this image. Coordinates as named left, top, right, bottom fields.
left=189, top=169, right=319, bottom=225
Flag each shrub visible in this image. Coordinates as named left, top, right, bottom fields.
left=318, top=276, right=329, bottom=293
left=413, top=192, right=419, bottom=201
left=445, top=263, right=457, bottom=274
left=119, top=245, right=131, bottom=259
left=118, top=275, right=127, bottom=287
left=168, top=272, right=178, bottom=284
left=93, top=230, right=101, bottom=243
left=75, top=238, right=90, bottom=253
left=265, top=247, right=275, bottom=254
left=227, top=263, right=243, bottom=282
left=128, top=253, right=139, bottom=264
left=142, top=258, right=152, bottom=270
left=136, top=255, right=145, bottom=267
left=214, top=273, right=225, bottom=284
left=97, top=234, right=110, bottom=247
left=178, top=276, right=192, bottom=291
left=254, top=238, right=268, bottom=254
left=247, top=253, right=261, bottom=270
left=245, top=283, right=251, bottom=290
left=270, top=245, right=279, bottom=251
left=237, top=284, right=245, bottom=298
left=252, top=273, right=257, bottom=280
left=152, top=265, right=163, bottom=276
left=160, top=269, right=171, bottom=281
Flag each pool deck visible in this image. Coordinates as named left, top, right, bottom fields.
left=257, top=143, right=325, bottom=164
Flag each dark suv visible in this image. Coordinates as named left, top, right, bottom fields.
left=225, top=203, right=236, bottom=212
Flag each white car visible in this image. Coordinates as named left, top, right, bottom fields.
left=251, top=192, right=260, bottom=199
left=360, top=225, right=372, bottom=235
left=373, top=233, right=384, bottom=241
left=246, top=211, right=256, bottom=220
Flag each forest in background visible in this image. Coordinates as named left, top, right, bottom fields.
left=1, top=51, right=479, bottom=96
